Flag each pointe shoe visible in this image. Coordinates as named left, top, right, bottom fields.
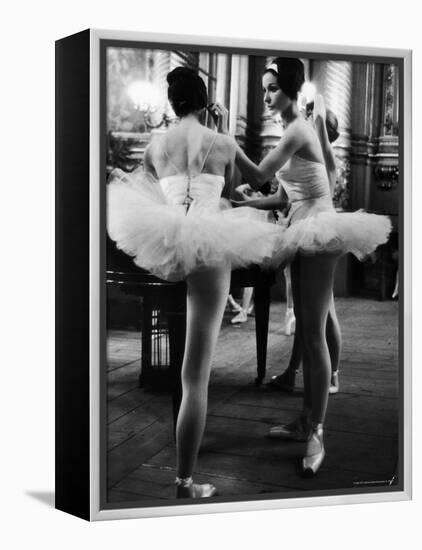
left=268, top=368, right=297, bottom=392
left=284, top=308, right=296, bottom=335
left=268, top=414, right=311, bottom=441
left=175, top=476, right=217, bottom=499
left=329, top=371, right=340, bottom=394
left=231, top=309, right=247, bottom=324
left=302, top=423, right=325, bottom=477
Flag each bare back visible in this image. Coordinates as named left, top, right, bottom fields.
left=145, top=124, right=235, bottom=185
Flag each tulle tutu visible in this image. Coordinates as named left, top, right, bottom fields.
left=283, top=207, right=392, bottom=260
left=276, top=156, right=392, bottom=260
left=107, top=169, right=286, bottom=281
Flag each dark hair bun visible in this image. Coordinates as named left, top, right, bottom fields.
left=167, top=66, right=207, bottom=117
left=325, top=109, right=340, bottom=143
left=166, top=66, right=195, bottom=85
left=306, top=102, right=340, bottom=143
left=267, top=58, right=305, bottom=100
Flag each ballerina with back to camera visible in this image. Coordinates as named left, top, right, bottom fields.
left=107, top=67, right=289, bottom=497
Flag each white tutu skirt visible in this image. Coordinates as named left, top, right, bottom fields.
left=282, top=199, right=392, bottom=260
left=107, top=172, right=286, bottom=281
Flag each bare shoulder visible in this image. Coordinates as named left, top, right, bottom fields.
left=284, top=117, right=315, bottom=147
left=147, top=134, right=166, bottom=159
left=286, top=117, right=309, bottom=137
left=215, top=133, right=237, bottom=155
left=143, top=142, right=153, bottom=161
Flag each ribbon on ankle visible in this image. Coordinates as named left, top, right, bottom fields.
left=175, top=476, right=193, bottom=488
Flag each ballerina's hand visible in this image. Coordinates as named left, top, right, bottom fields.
left=313, top=94, right=327, bottom=121
left=109, top=167, right=127, bottom=183
left=233, top=184, right=254, bottom=201
left=208, top=102, right=229, bottom=134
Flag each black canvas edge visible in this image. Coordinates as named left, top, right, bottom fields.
left=55, top=28, right=91, bottom=521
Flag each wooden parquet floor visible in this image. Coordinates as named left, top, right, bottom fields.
left=105, top=297, right=399, bottom=506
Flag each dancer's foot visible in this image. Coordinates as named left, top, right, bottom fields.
left=302, top=423, right=325, bottom=477
left=227, top=295, right=242, bottom=313
left=268, top=368, right=297, bottom=392
left=247, top=304, right=255, bottom=316
left=329, top=370, right=340, bottom=394
left=268, top=414, right=312, bottom=441
left=284, top=307, right=296, bottom=335
left=231, top=309, right=247, bottom=324
left=175, top=476, right=217, bottom=498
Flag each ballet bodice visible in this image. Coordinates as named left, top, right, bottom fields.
left=276, top=154, right=331, bottom=202
left=276, top=154, right=334, bottom=223
left=159, top=173, right=225, bottom=210
left=157, top=130, right=226, bottom=212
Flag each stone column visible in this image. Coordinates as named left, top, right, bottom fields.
left=229, top=55, right=248, bottom=146
left=349, top=62, right=381, bottom=210
left=215, top=53, right=231, bottom=105
left=348, top=62, right=399, bottom=214
left=373, top=63, right=400, bottom=206
left=227, top=54, right=249, bottom=188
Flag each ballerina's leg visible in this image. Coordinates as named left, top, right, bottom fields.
left=283, top=266, right=296, bottom=335
left=267, top=256, right=312, bottom=440
left=284, top=266, right=294, bottom=310
left=175, top=263, right=231, bottom=484
left=299, top=252, right=339, bottom=424
left=268, top=264, right=301, bottom=392
left=291, top=256, right=311, bottom=410
left=295, top=253, right=339, bottom=474
left=242, top=287, right=254, bottom=311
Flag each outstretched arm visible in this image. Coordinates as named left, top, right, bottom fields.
left=211, top=102, right=305, bottom=190
left=222, top=137, right=236, bottom=200
left=235, top=123, right=306, bottom=190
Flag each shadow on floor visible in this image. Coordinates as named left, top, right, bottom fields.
left=25, top=491, right=55, bottom=508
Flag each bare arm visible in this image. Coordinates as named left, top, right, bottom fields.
left=221, top=136, right=236, bottom=199
left=211, top=102, right=305, bottom=191
left=235, top=122, right=306, bottom=190
left=232, top=184, right=286, bottom=210
left=314, top=118, right=336, bottom=194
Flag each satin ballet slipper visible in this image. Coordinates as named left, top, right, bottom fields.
left=302, top=423, right=325, bottom=477
left=284, top=307, right=296, bottom=335
left=329, top=370, right=340, bottom=394
left=268, top=413, right=312, bottom=441
left=175, top=476, right=217, bottom=498
left=231, top=309, right=247, bottom=324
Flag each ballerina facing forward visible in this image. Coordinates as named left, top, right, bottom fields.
left=107, top=67, right=287, bottom=497
left=269, top=100, right=342, bottom=395
left=213, top=57, right=391, bottom=475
